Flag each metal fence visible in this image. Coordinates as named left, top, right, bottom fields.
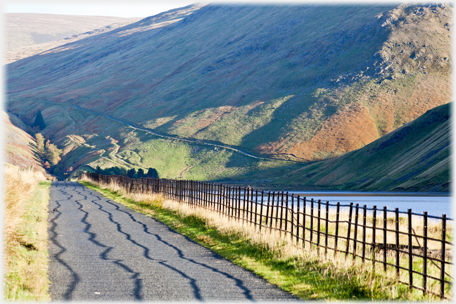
left=83, top=172, right=453, bottom=299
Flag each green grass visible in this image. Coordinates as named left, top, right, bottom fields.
left=80, top=180, right=442, bottom=300
left=100, top=129, right=296, bottom=181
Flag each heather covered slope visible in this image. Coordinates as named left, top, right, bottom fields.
left=273, top=103, right=451, bottom=192
left=6, top=3, right=451, bottom=181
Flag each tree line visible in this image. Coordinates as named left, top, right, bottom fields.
left=94, top=166, right=159, bottom=179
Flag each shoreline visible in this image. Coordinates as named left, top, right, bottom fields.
left=211, top=180, right=451, bottom=197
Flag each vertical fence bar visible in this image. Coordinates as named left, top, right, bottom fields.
left=254, top=190, right=259, bottom=229
left=216, top=184, right=220, bottom=213
left=236, top=186, right=240, bottom=221
left=222, top=184, right=225, bottom=213
left=272, top=192, right=277, bottom=231
left=395, top=208, right=400, bottom=279
left=353, top=204, right=359, bottom=261
left=227, top=186, right=231, bottom=217
left=213, top=183, right=216, bottom=210
left=440, top=214, right=447, bottom=299
left=230, top=186, right=234, bottom=219
left=303, top=198, right=306, bottom=249
left=221, top=185, right=226, bottom=216
left=247, top=187, right=250, bottom=223
left=232, top=187, right=236, bottom=219
left=239, top=187, right=243, bottom=222
left=285, top=192, right=289, bottom=237
left=243, top=187, right=247, bottom=223
left=423, top=212, right=428, bottom=294
left=310, top=199, right=314, bottom=247
left=213, top=183, right=216, bottom=211
left=234, top=186, right=238, bottom=219
left=205, top=182, right=208, bottom=208
left=408, top=209, right=413, bottom=290
left=207, top=183, right=211, bottom=209
left=362, top=205, right=367, bottom=263
left=291, top=195, right=294, bottom=242
left=265, top=192, right=271, bottom=232
left=372, top=206, right=377, bottom=269
left=251, top=188, right=255, bottom=225
left=383, top=206, right=387, bottom=271
left=345, top=203, right=354, bottom=258
left=325, top=202, right=329, bottom=257
left=335, top=202, right=340, bottom=258
left=200, top=182, right=203, bottom=207
left=279, top=192, right=284, bottom=236
left=317, top=200, right=321, bottom=250
left=259, top=191, right=264, bottom=231
left=296, top=196, right=300, bottom=246
left=245, top=187, right=249, bottom=223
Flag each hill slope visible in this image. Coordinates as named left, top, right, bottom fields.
left=6, top=13, right=140, bottom=52
left=5, top=18, right=141, bottom=64
left=4, top=112, right=47, bottom=174
left=6, top=3, right=451, bottom=181
left=274, top=103, right=451, bottom=192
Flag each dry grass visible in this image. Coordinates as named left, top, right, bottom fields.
left=3, top=164, right=50, bottom=301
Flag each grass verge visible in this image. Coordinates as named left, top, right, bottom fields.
left=79, top=180, right=442, bottom=300
left=4, top=166, right=51, bottom=301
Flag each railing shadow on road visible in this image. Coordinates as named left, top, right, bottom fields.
left=76, top=183, right=255, bottom=301
left=72, top=183, right=143, bottom=300
left=50, top=182, right=143, bottom=300
left=49, top=182, right=80, bottom=300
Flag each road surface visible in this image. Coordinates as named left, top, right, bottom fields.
left=47, top=181, right=300, bottom=301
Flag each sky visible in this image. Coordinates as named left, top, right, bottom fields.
left=3, top=1, right=392, bottom=18
left=4, top=1, right=197, bottom=18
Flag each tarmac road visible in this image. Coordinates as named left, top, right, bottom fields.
left=47, top=181, right=300, bottom=301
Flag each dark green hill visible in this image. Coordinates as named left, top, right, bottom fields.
left=274, top=103, right=451, bottom=192
left=6, top=3, right=451, bottom=182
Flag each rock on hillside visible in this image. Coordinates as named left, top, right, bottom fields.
left=276, top=103, right=451, bottom=192
left=6, top=3, right=452, bottom=180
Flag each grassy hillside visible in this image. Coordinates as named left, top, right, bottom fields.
left=272, top=103, right=451, bottom=192
left=6, top=13, right=139, bottom=52
left=4, top=112, right=47, bottom=174
left=6, top=3, right=451, bottom=183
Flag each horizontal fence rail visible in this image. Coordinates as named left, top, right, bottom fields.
left=82, top=172, right=453, bottom=299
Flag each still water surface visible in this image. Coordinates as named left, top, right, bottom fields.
left=286, top=191, right=453, bottom=218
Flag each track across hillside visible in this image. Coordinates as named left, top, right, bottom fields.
left=40, top=100, right=300, bottom=163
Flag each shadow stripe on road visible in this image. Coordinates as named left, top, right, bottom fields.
left=83, top=189, right=255, bottom=301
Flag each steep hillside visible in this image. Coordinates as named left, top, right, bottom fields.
left=5, top=19, right=141, bottom=64
left=273, top=103, right=451, bottom=192
left=4, top=112, right=47, bottom=174
left=6, top=13, right=139, bottom=52
left=6, top=3, right=451, bottom=181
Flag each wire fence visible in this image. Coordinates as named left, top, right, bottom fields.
left=83, top=172, right=453, bottom=299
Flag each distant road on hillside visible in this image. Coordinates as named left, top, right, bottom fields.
left=40, top=100, right=299, bottom=163
left=48, top=181, right=299, bottom=301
